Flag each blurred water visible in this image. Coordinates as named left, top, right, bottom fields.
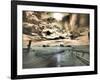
left=23, top=46, right=89, bottom=69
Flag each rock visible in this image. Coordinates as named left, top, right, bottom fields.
left=60, top=44, right=64, bottom=47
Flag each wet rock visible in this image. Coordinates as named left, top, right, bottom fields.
left=60, top=44, right=64, bottom=47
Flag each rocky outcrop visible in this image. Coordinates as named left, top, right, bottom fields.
left=23, top=11, right=89, bottom=40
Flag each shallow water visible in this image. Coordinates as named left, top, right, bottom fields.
left=23, top=46, right=89, bottom=69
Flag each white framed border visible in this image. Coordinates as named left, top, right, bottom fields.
left=17, top=5, right=95, bottom=75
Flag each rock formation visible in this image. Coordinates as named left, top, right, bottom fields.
left=23, top=11, right=89, bottom=41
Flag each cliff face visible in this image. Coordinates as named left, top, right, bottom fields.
left=22, top=11, right=89, bottom=44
